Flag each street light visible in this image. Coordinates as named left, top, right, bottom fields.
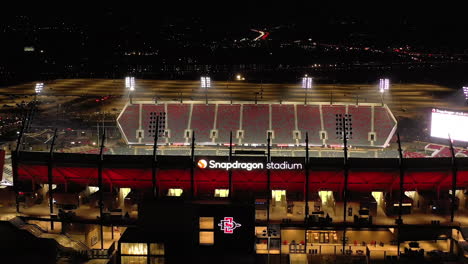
left=236, top=74, right=245, bottom=81
left=201, top=76, right=211, bottom=104
left=125, top=77, right=135, bottom=104
left=302, top=76, right=312, bottom=104
left=379, top=78, right=390, bottom=105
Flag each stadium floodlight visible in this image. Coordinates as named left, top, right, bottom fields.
left=200, top=76, right=211, bottom=88
left=302, top=76, right=312, bottom=89
left=302, top=76, right=312, bottom=104
left=125, top=77, right=136, bottom=104
left=34, top=83, right=44, bottom=102
left=379, top=78, right=390, bottom=93
left=125, top=76, right=135, bottom=91
left=463, top=87, right=468, bottom=100
left=35, top=83, right=44, bottom=94
left=201, top=76, right=211, bottom=104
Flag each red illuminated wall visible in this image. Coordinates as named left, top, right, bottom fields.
left=16, top=163, right=468, bottom=195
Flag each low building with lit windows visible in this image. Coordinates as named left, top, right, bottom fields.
left=118, top=200, right=255, bottom=263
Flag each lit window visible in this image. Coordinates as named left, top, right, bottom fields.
left=199, top=231, right=214, bottom=245
left=150, top=257, right=165, bottom=264
left=121, top=256, right=147, bottom=264
left=214, top=189, right=229, bottom=198
left=272, top=190, right=286, bottom=202
left=149, top=243, right=165, bottom=255
left=199, top=216, right=215, bottom=245
left=121, top=243, right=148, bottom=255
left=88, top=186, right=99, bottom=194
left=167, top=188, right=183, bottom=197
left=199, top=217, right=214, bottom=229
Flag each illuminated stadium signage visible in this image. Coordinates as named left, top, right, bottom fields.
left=197, top=159, right=303, bottom=171
left=431, top=109, right=468, bottom=142
left=218, top=217, right=241, bottom=234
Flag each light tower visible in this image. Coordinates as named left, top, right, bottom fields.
left=125, top=76, right=135, bottom=104
left=302, top=75, right=312, bottom=104
left=34, top=83, right=44, bottom=102
left=379, top=78, right=390, bottom=105
left=200, top=76, right=211, bottom=104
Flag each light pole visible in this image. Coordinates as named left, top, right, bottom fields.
left=34, top=83, right=44, bottom=102
left=336, top=113, right=352, bottom=254
left=302, top=76, right=312, bottom=104
left=201, top=76, right=211, bottom=104
left=379, top=78, right=390, bottom=106
left=125, top=76, right=135, bottom=104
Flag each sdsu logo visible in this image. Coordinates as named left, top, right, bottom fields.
left=197, top=159, right=208, bottom=169
left=218, top=217, right=241, bottom=234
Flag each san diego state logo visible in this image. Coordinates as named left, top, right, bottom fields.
left=197, top=159, right=208, bottom=169
left=218, top=217, right=241, bottom=234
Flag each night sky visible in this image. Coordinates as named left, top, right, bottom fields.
left=1, top=3, right=468, bottom=84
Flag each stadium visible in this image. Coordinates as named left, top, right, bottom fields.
left=1, top=78, right=468, bottom=263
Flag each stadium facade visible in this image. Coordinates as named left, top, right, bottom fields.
left=5, top=101, right=468, bottom=263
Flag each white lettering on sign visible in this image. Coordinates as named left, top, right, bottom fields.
left=197, top=159, right=303, bottom=171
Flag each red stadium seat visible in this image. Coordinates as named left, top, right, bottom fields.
left=191, top=104, right=216, bottom=143
left=271, top=104, right=295, bottom=145
left=296, top=105, right=322, bottom=145
left=242, top=104, right=269, bottom=144
left=167, top=104, right=191, bottom=143
left=216, top=104, right=241, bottom=144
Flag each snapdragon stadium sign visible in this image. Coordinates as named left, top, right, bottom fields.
left=197, top=159, right=303, bottom=171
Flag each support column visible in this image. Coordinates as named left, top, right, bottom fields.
left=47, top=128, right=58, bottom=230
left=266, top=134, right=271, bottom=225
left=304, top=132, right=310, bottom=254
left=13, top=112, right=29, bottom=214
left=152, top=116, right=159, bottom=199
left=190, top=131, right=195, bottom=199
left=342, top=117, right=349, bottom=254
left=449, top=135, right=458, bottom=223
left=228, top=131, right=233, bottom=199
left=98, top=131, right=106, bottom=249
left=396, top=133, right=405, bottom=257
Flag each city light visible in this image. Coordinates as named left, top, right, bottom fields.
left=236, top=74, right=245, bottom=81
left=463, top=86, right=468, bottom=100
left=125, top=76, right=135, bottom=91
left=35, top=83, right=44, bottom=94
left=379, top=78, right=390, bottom=93
left=201, top=76, right=211, bottom=88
